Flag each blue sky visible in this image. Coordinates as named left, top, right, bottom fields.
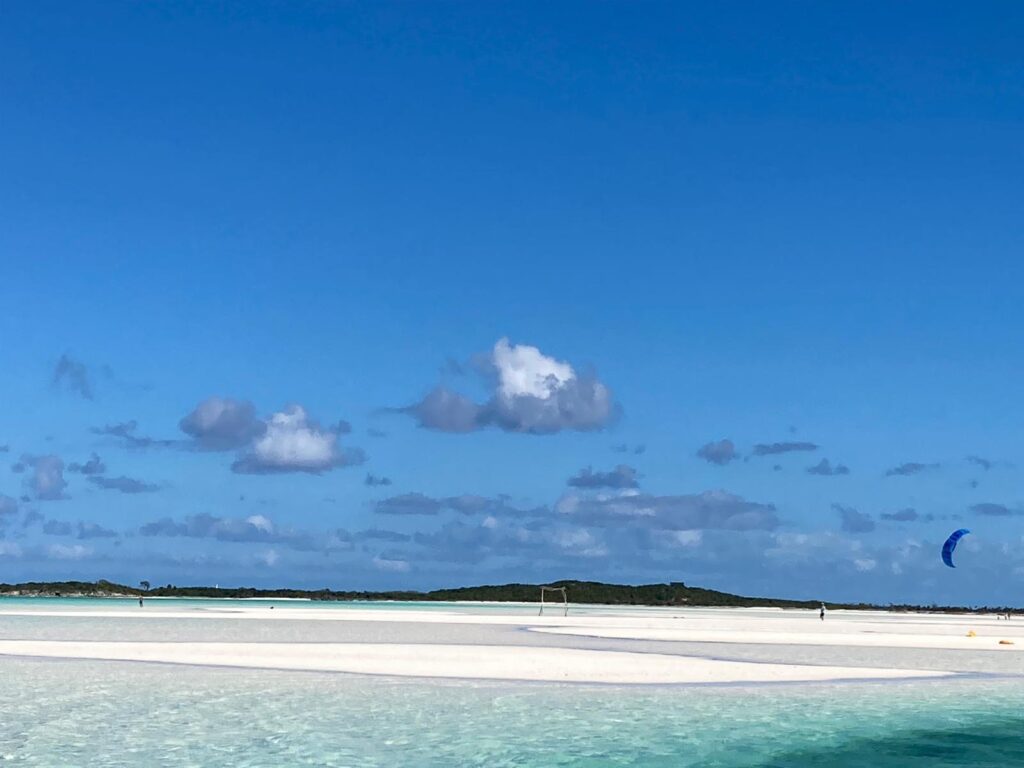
left=2, top=2, right=1024, bottom=604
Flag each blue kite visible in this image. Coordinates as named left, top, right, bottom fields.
left=941, top=528, right=970, bottom=568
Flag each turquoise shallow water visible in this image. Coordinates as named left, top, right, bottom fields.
left=1, top=658, right=1021, bottom=767
left=3, top=600, right=1022, bottom=765
left=0, top=596, right=550, bottom=613
left=0, top=596, right=706, bottom=617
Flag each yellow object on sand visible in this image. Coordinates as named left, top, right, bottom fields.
left=966, top=630, right=977, bottom=637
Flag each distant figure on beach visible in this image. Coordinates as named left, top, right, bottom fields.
left=138, top=596, right=144, bottom=607
left=819, top=603, right=826, bottom=621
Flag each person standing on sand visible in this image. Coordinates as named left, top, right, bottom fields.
left=819, top=603, right=826, bottom=621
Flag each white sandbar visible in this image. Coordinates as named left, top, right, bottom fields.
left=0, top=640, right=948, bottom=684
left=3, top=602, right=1015, bottom=683
left=531, top=625, right=1024, bottom=651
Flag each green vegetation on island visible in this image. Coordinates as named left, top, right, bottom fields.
left=0, top=578, right=1016, bottom=613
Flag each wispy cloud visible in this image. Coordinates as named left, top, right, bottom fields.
left=751, top=441, right=818, bottom=456
left=19, top=455, right=68, bottom=501
left=880, top=508, right=919, bottom=522
left=42, top=519, right=119, bottom=539
left=48, top=543, right=92, bottom=560
left=833, top=504, right=874, bottom=533
left=52, top=354, right=93, bottom=400
left=966, top=455, right=1010, bottom=472
left=967, top=455, right=994, bottom=471
left=88, top=475, right=159, bottom=494
left=696, top=439, right=738, bottom=465
left=806, top=458, right=850, bottom=476
left=372, top=555, right=410, bottom=572
left=885, top=462, right=939, bottom=477
left=76, top=521, right=118, bottom=539
left=557, top=489, right=778, bottom=532
left=139, top=513, right=345, bottom=552
left=92, top=421, right=176, bottom=449
left=42, top=519, right=72, bottom=535
left=0, top=495, right=17, bottom=517
left=374, top=492, right=543, bottom=518
left=567, top=464, right=639, bottom=489
left=373, top=493, right=443, bottom=516
left=970, top=502, right=1023, bottom=517
left=355, top=529, right=410, bottom=543
left=612, top=443, right=646, bottom=455
left=68, top=453, right=106, bottom=475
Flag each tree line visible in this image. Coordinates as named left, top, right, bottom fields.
left=0, top=578, right=1016, bottom=613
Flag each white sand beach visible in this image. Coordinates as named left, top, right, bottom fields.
left=0, top=639, right=948, bottom=684
left=0, top=602, right=1019, bottom=684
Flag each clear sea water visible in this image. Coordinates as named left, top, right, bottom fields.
left=1, top=599, right=1022, bottom=766
left=1, top=660, right=1021, bottom=767
left=0, top=596, right=638, bottom=615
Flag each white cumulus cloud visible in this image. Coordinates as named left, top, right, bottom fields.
left=402, top=338, right=616, bottom=434
left=232, top=405, right=363, bottom=474
left=493, top=338, right=575, bottom=399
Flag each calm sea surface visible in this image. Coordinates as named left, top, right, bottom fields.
left=1, top=659, right=1020, bottom=767
left=0, top=596, right=653, bottom=615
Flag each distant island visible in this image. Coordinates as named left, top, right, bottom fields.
left=0, top=578, right=1014, bottom=614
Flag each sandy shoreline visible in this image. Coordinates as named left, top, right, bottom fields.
left=0, top=640, right=950, bottom=684
left=530, top=625, right=1023, bottom=651
left=0, top=603, right=1018, bottom=684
